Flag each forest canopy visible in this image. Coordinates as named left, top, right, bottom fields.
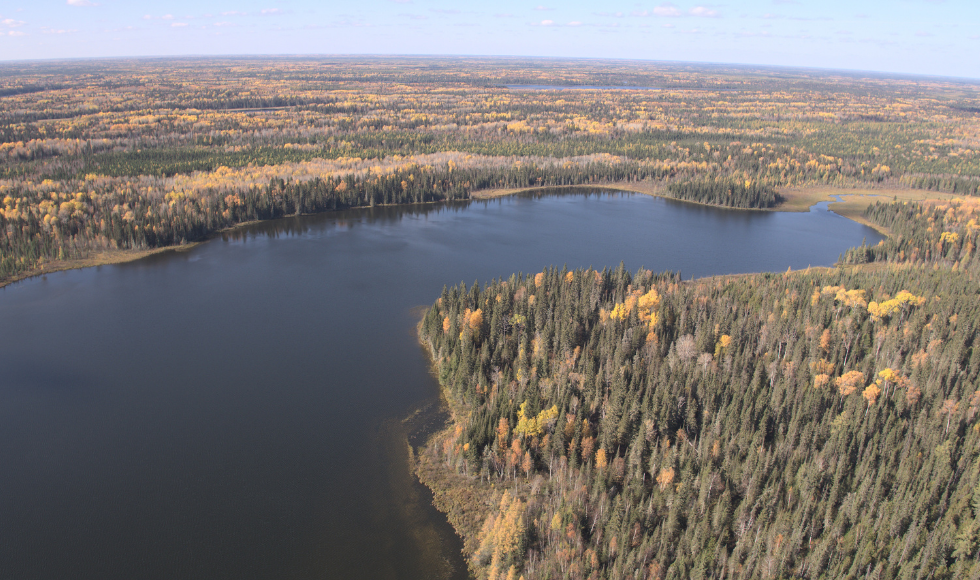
left=417, top=200, right=980, bottom=580
left=3, top=57, right=980, bottom=284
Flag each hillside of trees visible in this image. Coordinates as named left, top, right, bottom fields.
left=417, top=200, right=980, bottom=580
left=3, top=57, right=980, bottom=285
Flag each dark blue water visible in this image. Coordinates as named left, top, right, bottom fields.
left=505, top=85, right=661, bottom=91
left=0, top=190, right=882, bottom=580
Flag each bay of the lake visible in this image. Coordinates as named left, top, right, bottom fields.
left=0, top=190, right=883, bottom=580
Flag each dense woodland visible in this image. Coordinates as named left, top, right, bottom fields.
left=2, top=57, right=980, bottom=283
left=418, top=201, right=980, bottom=580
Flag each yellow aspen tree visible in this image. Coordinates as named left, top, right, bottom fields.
left=497, top=418, right=510, bottom=449
left=580, top=436, right=595, bottom=461
left=820, top=329, right=832, bottom=352
left=863, top=382, right=882, bottom=407
left=595, top=448, right=607, bottom=470
left=469, top=308, right=483, bottom=332
left=835, top=370, right=864, bottom=396
left=656, top=467, right=675, bottom=491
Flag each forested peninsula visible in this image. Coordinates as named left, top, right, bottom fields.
left=417, top=197, right=980, bottom=580
left=4, top=57, right=980, bottom=286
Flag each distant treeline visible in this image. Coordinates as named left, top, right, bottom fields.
left=666, top=177, right=781, bottom=209
left=0, top=159, right=784, bottom=283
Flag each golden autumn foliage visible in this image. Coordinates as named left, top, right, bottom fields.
left=868, top=290, right=926, bottom=321
left=835, top=370, right=865, bottom=396
left=513, top=401, right=559, bottom=438
left=609, top=302, right=629, bottom=322
left=878, top=368, right=900, bottom=384
left=656, top=467, right=675, bottom=491
left=863, top=383, right=882, bottom=406
left=820, top=328, right=832, bottom=352
left=476, top=491, right=527, bottom=576
left=837, top=288, right=868, bottom=309
left=469, top=308, right=484, bottom=332
left=939, top=231, right=960, bottom=245
left=714, top=334, right=732, bottom=357
left=608, top=287, right=661, bottom=325
left=811, top=358, right=835, bottom=375
left=818, top=285, right=868, bottom=309
left=595, top=448, right=608, bottom=470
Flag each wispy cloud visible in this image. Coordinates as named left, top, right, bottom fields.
left=689, top=6, right=719, bottom=17
left=635, top=4, right=717, bottom=18
left=260, top=8, right=284, bottom=15
left=2, top=18, right=26, bottom=27
left=535, top=6, right=553, bottom=11
left=66, top=0, right=99, bottom=6
left=171, top=22, right=189, bottom=27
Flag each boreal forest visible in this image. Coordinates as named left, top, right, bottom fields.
left=418, top=197, right=980, bottom=580
left=2, top=57, right=980, bottom=285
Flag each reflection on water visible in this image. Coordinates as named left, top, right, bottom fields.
left=0, top=190, right=882, bottom=580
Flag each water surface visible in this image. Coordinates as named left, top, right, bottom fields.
left=0, top=190, right=882, bottom=580
left=504, top=85, right=661, bottom=91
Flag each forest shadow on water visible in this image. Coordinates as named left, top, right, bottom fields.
left=0, top=190, right=882, bottom=580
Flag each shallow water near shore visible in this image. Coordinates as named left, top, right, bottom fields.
left=0, top=189, right=882, bottom=580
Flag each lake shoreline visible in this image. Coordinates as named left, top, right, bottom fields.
left=412, top=333, right=499, bottom=578
left=3, top=183, right=923, bottom=290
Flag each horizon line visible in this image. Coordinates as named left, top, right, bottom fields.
left=1, top=53, right=978, bottom=84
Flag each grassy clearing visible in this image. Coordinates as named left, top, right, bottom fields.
left=777, top=185, right=962, bottom=235
left=0, top=246, right=196, bottom=290
left=470, top=180, right=667, bottom=200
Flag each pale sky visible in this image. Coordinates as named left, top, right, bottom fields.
left=1, top=0, right=978, bottom=79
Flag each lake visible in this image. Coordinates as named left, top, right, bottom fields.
left=0, top=190, right=883, bottom=580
